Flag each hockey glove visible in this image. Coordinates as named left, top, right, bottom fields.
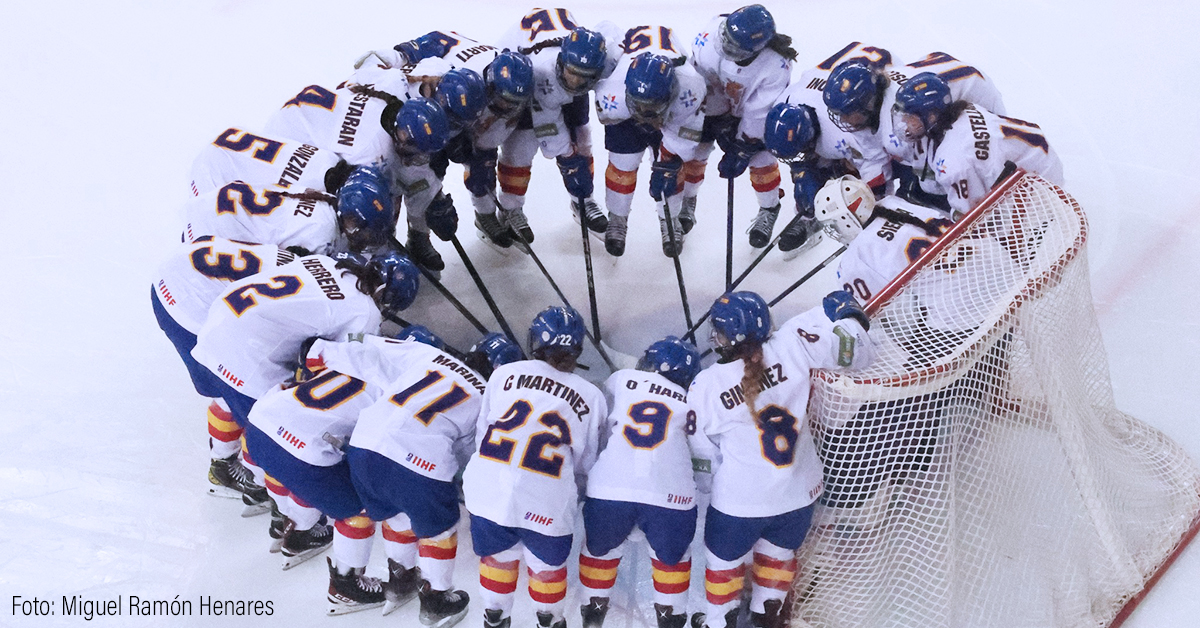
left=823, top=289, right=870, bottom=331
left=464, top=148, right=498, bottom=197
left=649, top=153, right=684, bottom=201
left=704, top=113, right=741, bottom=152
left=395, top=32, right=456, bottom=66
left=425, top=192, right=458, bottom=241
left=790, top=164, right=827, bottom=216
left=442, top=133, right=475, bottom=165
left=557, top=153, right=594, bottom=199
left=718, top=137, right=761, bottom=180
left=293, top=336, right=322, bottom=383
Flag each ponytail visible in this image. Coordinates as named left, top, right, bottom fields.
left=765, top=33, right=798, bottom=62
left=739, top=344, right=768, bottom=419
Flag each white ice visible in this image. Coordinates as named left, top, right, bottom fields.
left=1, top=1, right=1196, bottom=626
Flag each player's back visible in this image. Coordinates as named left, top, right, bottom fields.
left=153, top=237, right=295, bottom=334
left=263, top=81, right=396, bottom=168
left=462, top=358, right=606, bottom=537
left=189, top=127, right=342, bottom=197
left=248, top=369, right=382, bottom=467
left=191, top=254, right=381, bottom=399
left=181, top=181, right=339, bottom=254
left=496, top=7, right=581, bottom=52
left=836, top=195, right=954, bottom=303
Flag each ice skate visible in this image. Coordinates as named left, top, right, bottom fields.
left=418, top=580, right=470, bottom=628
left=778, top=214, right=823, bottom=261
left=571, top=197, right=608, bottom=240
left=580, top=596, right=610, bottom=628
left=536, top=610, right=567, bottom=628
left=678, top=195, right=698, bottom=234
left=475, top=211, right=515, bottom=251
left=483, top=608, right=511, bottom=628
left=604, top=214, right=628, bottom=257
left=659, top=214, right=685, bottom=258
left=382, top=559, right=421, bottom=616
left=748, top=203, right=781, bottom=248
left=280, top=516, right=332, bottom=570
left=268, top=503, right=286, bottom=553
left=407, top=228, right=445, bottom=275
left=749, top=599, right=786, bottom=628
left=654, top=604, right=687, bottom=628
left=500, top=205, right=534, bottom=244
left=326, top=557, right=386, bottom=615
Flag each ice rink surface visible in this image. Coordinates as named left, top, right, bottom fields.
left=1, top=1, right=1196, bottom=626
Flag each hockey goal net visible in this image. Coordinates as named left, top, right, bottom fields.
left=792, top=172, right=1200, bottom=628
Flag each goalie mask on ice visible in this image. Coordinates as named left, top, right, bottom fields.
left=814, top=175, right=876, bottom=244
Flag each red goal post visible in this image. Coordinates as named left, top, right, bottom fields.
left=791, top=171, right=1200, bottom=628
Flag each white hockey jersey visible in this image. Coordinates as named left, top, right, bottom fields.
left=912, top=104, right=1064, bottom=218
left=263, top=81, right=397, bottom=168
left=462, top=359, right=607, bottom=537
left=153, top=237, right=295, bottom=335
left=248, top=370, right=381, bottom=467
left=309, top=336, right=488, bottom=482
left=189, top=127, right=343, bottom=197
left=593, top=26, right=707, bottom=162
left=688, top=308, right=874, bottom=518
left=191, top=255, right=381, bottom=399
left=180, top=181, right=340, bottom=254
left=836, top=196, right=955, bottom=303
left=586, top=369, right=698, bottom=511
left=690, top=15, right=792, bottom=142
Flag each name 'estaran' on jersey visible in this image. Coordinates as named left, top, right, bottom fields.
left=688, top=308, right=874, bottom=518
left=190, top=255, right=381, bottom=399
left=153, top=237, right=296, bottom=335
left=310, top=335, right=488, bottom=483
left=586, top=369, right=699, bottom=511
left=462, top=359, right=607, bottom=537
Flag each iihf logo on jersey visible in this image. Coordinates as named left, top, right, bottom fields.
left=694, top=33, right=709, bottom=48
left=679, top=89, right=697, bottom=109
left=936, top=158, right=947, bottom=175
left=601, top=94, right=618, bottom=111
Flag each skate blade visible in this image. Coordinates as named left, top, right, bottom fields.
left=207, top=484, right=242, bottom=499
left=327, top=598, right=384, bottom=616
left=381, top=591, right=419, bottom=616
left=420, top=606, right=470, bottom=628
left=781, top=231, right=824, bottom=262
left=281, top=545, right=331, bottom=570
left=268, top=537, right=283, bottom=554
left=475, top=228, right=516, bottom=256
left=240, top=501, right=271, bottom=518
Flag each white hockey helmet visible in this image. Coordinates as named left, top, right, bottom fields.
left=814, top=175, right=876, bottom=244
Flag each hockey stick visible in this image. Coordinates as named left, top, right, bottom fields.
left=726, top=177, right=735, bottom=292
left=448, top=233, right=520, bottom=343
left=492, top=198, right=617, bottom=372
left=576, top=195, right=604, bottom=344
left=663, top=201, right=695, bottom=343
left=680, top=230, right=785, bottom=341
left=387, top=236, right=489, bottom=334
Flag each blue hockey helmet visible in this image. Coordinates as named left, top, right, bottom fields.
left=556, top=27, right=608, bottom=95
left=709, top=291, right=772, bottom=355
left=720, top=5, right=775, bottom=62
left=437, top=68, right=488, bottom=129
left=528, top=305, right=586, bottom=359
left=823, top=61, right=885, bottom=132
left=892, top=72, right=953, bottom=141
left=369, top=250, right=421, bottom=312
left=764, top=102, right=819, bottom=159
left=336, top=165, right=395, bottom=251
left=625, top=53, right=676, bottom=125
left=637, top=336, right=702, bottom=389
left=395, top=324, right=444, bottom=350
left=393, top=97, right=450, bottom=157
left=485, top=50, right=535, bottom=118
left=465, top=332, right=524, bottom=378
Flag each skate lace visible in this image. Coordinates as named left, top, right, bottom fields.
left=608, top=215, right=627, bottom=238
left=357, top=575, right=383, bottom=593
left=503, top=207, right=530, bottom=230
left=660, top=216, right=682, bottom=242
left=583, top=199, right=604, bottom=221
left=747, top=206, right=779, bottom=234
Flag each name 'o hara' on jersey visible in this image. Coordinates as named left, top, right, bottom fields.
left=263, top=81, right=398, bottom=169
left=461, top=359, right=607, bottom=537
left=689, top=15, right=792, bottom=141
left=190, top=255, right=381, bottom=400
left=836, top=195, right=954, bottom=304
left=153, top=237, right=296, bottom=335
left=189, top=127, right=343, bottom=198
left=181, top=181, right=340, bottom=254
left=586, top=369, right=699, bottom=511
left=687, top=307, right=874, bottom=518
left=248, top=369, right=382, bottom=467
left=312, top=336, right=488, bottom=482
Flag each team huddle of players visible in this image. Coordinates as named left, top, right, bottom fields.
left=152, top=3, right=1064, bottom=627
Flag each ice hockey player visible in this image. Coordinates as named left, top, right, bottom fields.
left=687, top=289, right=874, bottom=628
left=592, top=27, right=707, bottom=257
left=889, top=73, right=1063, bottom=219
left=188, top=127, right=352, bottom=199
left=151, top=237, right=297, bottom=512
left=181, top=164, right=396, bottom=255
left=462, top=306, right=608, bottom=628
left=576, top=336, right=703, bottom=628
left=309, top=330, right=521, bottom=623
left=495, top=10, right=614, bottom=243
left=690, top=4, right=796, bottom=248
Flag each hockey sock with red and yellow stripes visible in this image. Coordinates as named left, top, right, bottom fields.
left=651, top=555, right=691, bottom=610
left=749, top=161, right=783, bottom=209
left=418, top=529, right=458, bottom=591
left=748, top=541, right=796, bottom=613
left=333, top=514, right=375, bottom=571
left=703, top=549, right=747, bottom=621
left=382, top=515, right=418, bottom=569
left=478, top=548, right=521, bottom=617
left=527, top=552, right=568, bottom=621
left=207, top=399, right=241, bottom=459
left=578, top=549, right=620, bottom=600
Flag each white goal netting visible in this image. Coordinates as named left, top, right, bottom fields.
left=792, top=172, right=1200, bottom=628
